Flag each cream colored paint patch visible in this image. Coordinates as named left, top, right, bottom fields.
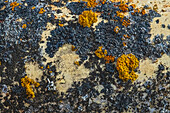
left=150, top=12, right=170, bottom=41
left=136, top=54, right=170, bottom=84
left=2, top=67, right=6, bottom=73
left=54, top=44, right=90, bottom=93
left=39, top=21, right=90, bottom=94
left=132, top=0, right=170, bottom=11
left=25, top=62, right=43, bottom=81
left=39, top=22, right=56, bottom=65
left=40, top=22, right=89, bottom=94
left=15, top=18, right=23, bottom=22
left=49, top=5, right=73, bottom=22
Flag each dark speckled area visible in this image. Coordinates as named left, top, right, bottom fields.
left=0, top=0, right=169, bottom=112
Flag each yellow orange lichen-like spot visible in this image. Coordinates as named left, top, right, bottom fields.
left=74, top=61, right=80, bottom=66
left=116, top=54, right=139, bottom=82
left=21, top=76, right=40, bottom=98
left=32, top=6, right=36, bottom=10
left=100, top=0, right=107, bottom=4
left=10, top=2, right=19, bottom=11
left=118, top=2, right=128, bottom=12
left=104, top=55, right=115, bottom=64
left=141, top=9, right=146, bottom=15
left=114, top=26, right=120, bottom=33
left=58, top=23, right=64, bottom=27
left=95, top=46, right=107, bottom=58
left=72, top=45, right=77, bottom=51
left=130, top=4, right=136, bottom=9
left=116, top=11, right=124, bottom=18
left=22, top=24, right=27, bottom=29
left=79, top=10, right=97, bottom=28
left=39, top=8, right=45, bottom=14
left=122, top=19, right=130, bottom=27
left=83, top=0, right=98, bottom=8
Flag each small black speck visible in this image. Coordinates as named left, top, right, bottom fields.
left=162, top=24, right=165, bottom=28
left=40, top=41, right=45, bottom=43
left=158, top=64, right=165, bottom=71
left=167, top=24, right=170, bottom=29
left=43, top=58, right=47, bottom=62
left=138, top=70, right=141, bottom=74
left=57, top=9, right=62, bottom=14
left=156, top=19, right=159, bottom=24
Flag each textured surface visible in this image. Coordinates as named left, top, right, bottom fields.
left=0, top=0, right=169, bottom=112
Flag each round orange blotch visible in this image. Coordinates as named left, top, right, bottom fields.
left=49, top=71, right=52, bottom=73
left=40, top=66, right=44, bottom=69
left=32, top=6, right=35, bottom=10
left=114, top=26, right=120, bottom=33
left=39, top=8, right=45, bottom=14
left=123, top=42, right=126, bottom=46
left=47, top=65, right=50, bottom=69
left=78, top=10, right=97, bottom=28
left=74, top=61, right=80, bottom=66
left=72, top=45, right=77, bottom=51
left=58, top=23, right=64, bottom=27
left=141, top=9, right=146, bottom=15
left=22, top=24, right=27, bottom=29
